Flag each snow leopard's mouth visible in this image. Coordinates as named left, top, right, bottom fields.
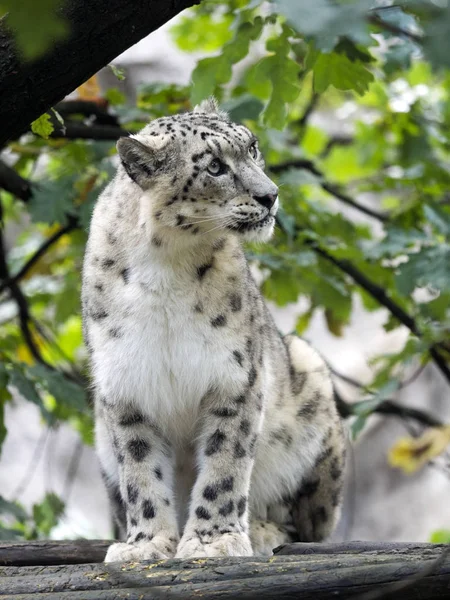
left=228, top=214, right=274, bottom=232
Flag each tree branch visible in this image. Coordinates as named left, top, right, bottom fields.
left=0, top=160, right=33, bottom=201
left=312, top=243, right=450, bottom=385
left=55, top=100, right=120, bottom=126
left=0, top=217, right=78, bottom=295
left=0, top=202, right=51, bottom=367
left=270, top=160, right=388, bottom=222
left=50, top=122, right=128, bottom=141
left=0, top=0, right=199, bottom=147
left=368, top=13, right=423, bottom=44
left=334, top=388, right=443, bottom=428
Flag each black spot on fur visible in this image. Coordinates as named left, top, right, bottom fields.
left=221, top=476, right=234, bottom=491
left=205, top=430, right=226, bottom=456
left=232, top=350, right=243, bottom=367
left=90, top=308, right=108, bottom=320
left=235, top=394, right=246, bottom=404
left=194, top=302, right=203, bottom=313
left=102, top=258, right=115, bottom=269
left=121, top=268, right=130, bottom=284
left=234, top=441, right=246, bottom=459
left=127, top=484, right=139, bottom=504
left=108, top=327, right=122, bottom=338
left=196, top=506, right=211, bottom=520
left=229, top=293, right=242, bottom=312
left=127, top=439, right=151, bottom=462
left=120, top=411, right=144, bottom=426
left=142, top=499, right=156, bottom=519
left=134, top=532, right=146, bottom=542
left=212, top=407, right=238, bottom=418
left=203, top=485, right=218, bottom=501
left=152, top=235, right=162, bottom=247
left=248, top=365, right=257, bottom=387
left=298, top=478, right=320, bottom=498
left=219, top=500, right=234, bottom=516
left=130, top=518, right=138, bottom=527
left=197, top=261, right=213, bottom=279
left=239, top=419, right=251, bottom=436
left=154, top=466, right=163, bottom=480
left=237, top=496, right=247, bottom=517
left=211, top=315, right=227, bottom=327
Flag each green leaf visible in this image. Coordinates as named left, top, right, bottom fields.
left=109, top=64, right=126, bottom=81
left=222, top=95, right=264, bottom=122
left=311, top=51, right=374, bottom=95
left=430, top=529, right=450, bottom=544
left=30, top=365, right=88, bottom=412
left=395, top=245, right=450, bottom=296
left=30, top=113, right=54, bottom=139
left=32, top=493, right=64, bottom=537
left=0, top=496, right=28, bottom=521
left=28, top=176, right=76, bottom=225
left=0, top=0, right=68, bottom=60
left=190, top=18, right=264, bottom=105
left=256, top=32, right=301, bottom=128
left=8, top=365, right=51, bottom=421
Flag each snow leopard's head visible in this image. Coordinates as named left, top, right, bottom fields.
left=117, top=97, right=279, bottom=243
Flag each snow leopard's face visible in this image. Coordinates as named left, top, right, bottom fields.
left=117, top=98, right=279, bottom=243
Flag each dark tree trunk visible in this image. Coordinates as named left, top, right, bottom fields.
left=0, top=0, right=198, bottom=147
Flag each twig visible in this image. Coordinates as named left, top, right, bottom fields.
left=0, top=201, right=55, bottom=369
left=11, top=427, right=51, bottom=500
left=62, top=438, right=84, bottom=503
left=368, top=13, right=423, bottom=45
left=0, top=217, right=78, bottom=295
left=270, top=159, right=388, bottom=222
left=315, top=245, right=450, bottom=384
left=334, top=388, right=443, bottom=428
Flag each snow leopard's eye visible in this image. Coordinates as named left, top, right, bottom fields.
left=249, top=142, right=258, bottom=160
left=207, top=158, right=227, bottom=176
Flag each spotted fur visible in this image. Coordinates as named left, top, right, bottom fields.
left=82, top=98, right=346, bottom=562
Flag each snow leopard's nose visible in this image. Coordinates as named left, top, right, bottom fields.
left=253, top=193, right=278, bottom=210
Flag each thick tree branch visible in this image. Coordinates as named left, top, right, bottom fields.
left=0, top=0, right=199, bottom=148
left=50, top=122, right=128, bottom=140
left=0, top=160, right=32, bottom=201
left=270, top=160, right=388, bottom=222
left=55, top=100, right=120, bottom=126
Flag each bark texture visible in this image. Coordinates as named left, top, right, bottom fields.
left=0, top=540, right=449, bottom=599
left=0, top=0, right=199, bottom=147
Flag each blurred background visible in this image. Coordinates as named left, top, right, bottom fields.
left=0, top=1, right=449, bottom=544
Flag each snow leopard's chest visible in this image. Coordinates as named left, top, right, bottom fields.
left=91, top=253, right=250, bottom=442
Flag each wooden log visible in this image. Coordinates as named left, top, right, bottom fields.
left=0, top=541, right=449, bottom=599
left=0, top=540, right=109, bottom=566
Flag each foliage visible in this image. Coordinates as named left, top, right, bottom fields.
left=1, top=0, right=450, bottom=538
left=0, top=493, right=64, bottom=539
left=388, top=425, right=450, bottom=474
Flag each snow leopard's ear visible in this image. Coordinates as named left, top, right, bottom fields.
left=194, top=96, right=229, bottom=120
left=117, top=135, right=171, bottom=189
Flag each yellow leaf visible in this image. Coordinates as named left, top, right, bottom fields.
left=388, top=425, right=450, bottom=474
left=17, top=343, right=34, bottom=365
left=77, top=75, right=101, bottom=101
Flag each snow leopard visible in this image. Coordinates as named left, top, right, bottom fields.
left=81, top=97, right=346, bottom=562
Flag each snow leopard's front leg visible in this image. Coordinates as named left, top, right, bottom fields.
left=98, top=399, right=179, bottom=563
left=176, top=382, right=264, bottom=558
